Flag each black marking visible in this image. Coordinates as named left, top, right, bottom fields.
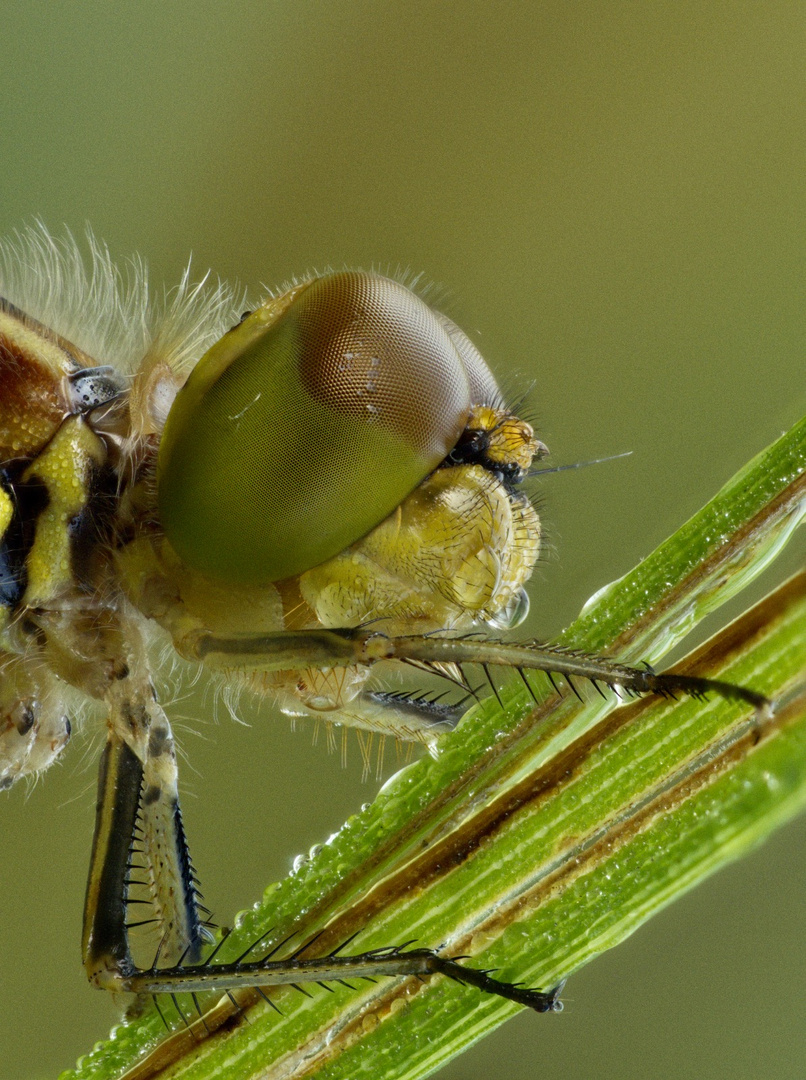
left=444, top=425, right=523, bottom=485
left=68, top=462, right=118, bottom=592
left=15, top=706, right=35, bottom=736
left=148, top=725, right=171, bottom=758
left=142, top=784, right=162, bottom=806
left=442, top=415, right=543, bottom=490
left=83, top=738, right=143, bottom=978
left=0, top=469, right=48, bottom=609
left=170, top=799, right=207, bottom=961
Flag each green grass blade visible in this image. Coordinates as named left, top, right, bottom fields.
left=61, top=414, right=805, bottom=1080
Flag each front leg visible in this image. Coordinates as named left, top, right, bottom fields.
left=189, top=626, right=768, bottom=712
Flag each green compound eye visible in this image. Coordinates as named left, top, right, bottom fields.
left=157, top=272, right=492, bottom=584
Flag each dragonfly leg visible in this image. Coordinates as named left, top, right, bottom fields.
left=81, top=691, right=564, bottom=1011
left=83, top=688, right=209, bottom=990
left=192, top=626, right=769, bottom=712
left=121, top=939, right=565, bottom=1013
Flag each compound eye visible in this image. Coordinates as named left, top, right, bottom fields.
left=435, top=313, right=504, bottom=408
left=157, top=272, right=475, bottom=584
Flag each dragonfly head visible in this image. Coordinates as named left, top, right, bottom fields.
left=157, top=272, right=508, bottom=585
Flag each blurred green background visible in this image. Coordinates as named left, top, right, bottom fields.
left=1, top=2, right=805, bottom=1077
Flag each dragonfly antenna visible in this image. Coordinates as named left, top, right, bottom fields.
left=530, top=450, right=633, bottom=478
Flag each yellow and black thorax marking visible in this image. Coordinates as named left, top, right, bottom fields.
left=0, top=297, right=122, bottom=631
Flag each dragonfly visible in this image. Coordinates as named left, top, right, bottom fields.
left=0, top=225, right=766, bottom=1038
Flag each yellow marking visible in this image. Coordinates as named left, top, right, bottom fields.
left=21, top=416, right=106, bottom=607
left=0, top=485, right=16, bottom=633
left=0, top=485, right=13, bottom=537
left=466, top=404, right=540, bottom=470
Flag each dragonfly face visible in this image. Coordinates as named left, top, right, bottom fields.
left=0, top=227, right=765, bottom=1046
left=158, top=271, right=521, bottom=585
